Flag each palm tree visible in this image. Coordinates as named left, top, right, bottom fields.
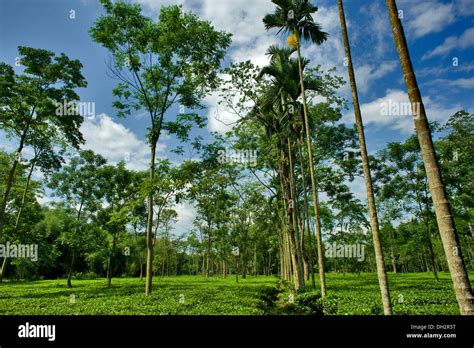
left=337, top=0, right=392, bottom=315
left=386, top=0, right=473, bottom=315
left=263, top=0, right=328, bottom=297
left=258, top=46, right=307, bottom=289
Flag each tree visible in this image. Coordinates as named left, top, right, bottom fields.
left=0, top=124, right=70, bottom=281
left=90, top=0, right=231, bottom=295
left=0, top=150, right=42, bottom=281
left=263, top=0, right=328, bottom=297
left=97, top=162, right=138, bottom=287
left=375, top=136, right=440, bottom=281
left=0, top=47, right=86, bottom=238
left=258, top=45, right=319, bottom=290
left=48, top=150, right=106, bottom=287
left=386, top=0, right=473, bottom=315
left=338, top=0, right=392, bottom=314
left=156, top=209, right=178, bottom=277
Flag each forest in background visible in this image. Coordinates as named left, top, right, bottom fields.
left=0, top=0, right=472, bottom=316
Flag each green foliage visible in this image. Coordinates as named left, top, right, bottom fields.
left=1, top=273, right=468, bottom=315
left=263, top=0, right=328, bottom=45
left=89, top=1, right=231, bottom=144
left=294, top=290, right=337, bottom=315
left=0, top=276, right=276, bottom=315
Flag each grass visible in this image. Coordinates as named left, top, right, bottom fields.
left=305, top=272, right=473, bottom=315
left=0, top=276, right=276, bottom=315
left=0, top=272, right=471, bottom=315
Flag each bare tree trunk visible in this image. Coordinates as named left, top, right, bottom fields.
left=389, top=228, right=397, bottom=274
left=107, top=232, right=117, bottom=287
left=279, top=149, right=304, bottom=289
left=145, top=141, right=157, bottom=295
left=67, top=251, right=75, bottom=288
left=390, top=247, right=397, bottom=274
left=235, top=253, right=240, bottom=283
left=0, top=254, right=9, bottom=281
left=287, top=140, right=305, bottom=289
left=206, top=230, right=211, bottom=278
left=424, top=220, right=439, bottom=281
left=339, top=0, right=392, bottom=315
left=299, top=138, right=316, bottom=289
left=253, top=244, right=257, bottom=277
left=386, top=0, right=474, bottom=315
left=296, top=35, right=327, bottom=299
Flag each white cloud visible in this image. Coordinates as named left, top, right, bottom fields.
left=138, top=0, right=277, bottom=66
left=354, top=61, right=397, bottom=94
left=416, top=62, right=474, bottom=77
left=427, top=77, right=474, bottom=89
left=80, top=113, right=165, bottom=171
left=399, top=0, right=474, bottom=40
left=172, top=202, right=197, bottom=236
left=399, top=1, right=456, bottom=39
left=347, top=89, right=461, bottom=134
left=135, top=0, right=186, bottom=15
left=206, top=91, right=239, bottom=134
left=347, top=176, right=368, bottom=204
left=357, top=1, right=392, bottom=58
left=422, top=27, right=474, bottom=60
left=304, top=5, right=349, bottom=98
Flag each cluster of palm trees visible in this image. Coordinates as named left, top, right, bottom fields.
left=252, top=0, right=472, bottom=315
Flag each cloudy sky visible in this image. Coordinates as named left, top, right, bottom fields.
left=1, top=0, right=473, bottom=234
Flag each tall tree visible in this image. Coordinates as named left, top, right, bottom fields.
left=263, top=0, right=328, bottom=297
left=0, top=123, right=71, bottom=281
left=48, top=150, right=106, bottom=287
left=376, top=136, right=440, bottom=281
left=0, top=47, right=86, bottom=238
left=386, top=0, right=473, bottom=315
left=338, top=0, right=392, bottom=315
left=97, top=162, right=138, bottom=287
left=90, top=0, right=231, bottom=295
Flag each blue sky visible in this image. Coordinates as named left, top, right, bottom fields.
left=1, top=0, right=473, bottom=234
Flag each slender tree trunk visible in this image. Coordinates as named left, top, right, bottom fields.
left=253, top=244, right=257, bottom=277
left=161, top=237, right=166, bottom=276
left=296, top=37, right=327, bottom=298
left=390, top=247, right=397, bottom=274
left=206, top=230, right=211, bottom=278
left=424, top=220, right=439, bottom=281
left=279, top=148, right=304, bottom=289
left=0, top=159, right=36, bottom=282
left=145, top=141, right=157, bottom=295
left=299, top=138, right=316, bottom=289
left=386, top=0, right=474, bottom=315
left=67, top=198, right=84, bottom=289
left=0, top=126, right=30, bottom=238
left=235, top=253, right=240, bottom=283
left=133, top=226, right=144, bottom=281
left=389, top=228, right=397, bottom=274
left=339, top=0, right=392, bottom=315
left=107, top=232, right=117, bottom=287
left=0, top=106, right=37, bottom=239
left=287, top=139, right=305, bottom=288
left=0, top=256, right=8, bottom=281
left=67, top=251, right=75, bottom=288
